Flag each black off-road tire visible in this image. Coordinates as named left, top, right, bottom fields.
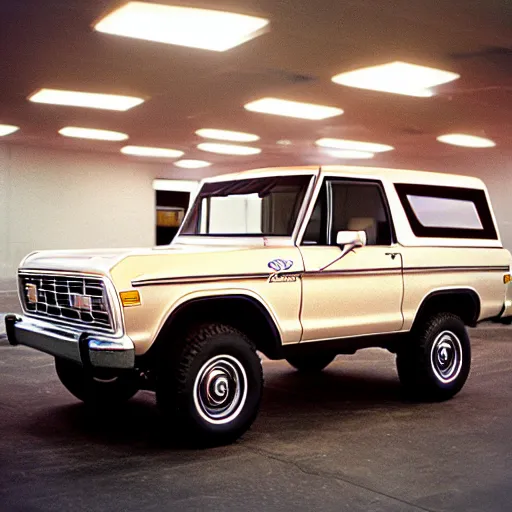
left=55, top=357, right=139, bottom=406
left=156, top=324, right=263, bottom=446
left=286, top=353, right=336, bottom=373
left=396, top=313, right=471, bottom=401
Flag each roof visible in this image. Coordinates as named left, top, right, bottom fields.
left=204, top=165, right=486, bottom=189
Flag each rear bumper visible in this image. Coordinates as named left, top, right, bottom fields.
left=5, top=314, right=135, bottom=369
left=491, top=299, right=512, bottom=325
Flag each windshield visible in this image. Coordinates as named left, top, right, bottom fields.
left=180, top=175, right=312, bottom=236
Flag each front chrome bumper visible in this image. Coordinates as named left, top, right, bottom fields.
left=5, top=314, right=135, bottom=369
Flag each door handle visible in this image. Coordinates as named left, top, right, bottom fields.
left=386, top=252, right=403, bottom=269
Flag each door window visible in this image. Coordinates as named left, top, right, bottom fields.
left=303, top=180, right=392, bottom=246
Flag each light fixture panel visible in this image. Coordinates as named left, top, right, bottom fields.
left=197, top=142, right=261, bottom=155
left=437, top=134, right=496, bottom=148
left=327, top=150, right=374, bottom=159
left=59, top=127, right=129, bottom=141
left=29, top=89, right=144, bottom=111
left=0, top=124, right=20, bottom=136
left=95, top=2, right=269, bottom=52
left=121, top=146, right=183, bottom=158
left=174, top=159, right=212, bottom=168
left=316, top=138, right=394, bottom=153
left=332, top=61, right=460, bottom=97
left=196, top=129, right=259, bottom=142
left=245, top=98, right=343, bottom=120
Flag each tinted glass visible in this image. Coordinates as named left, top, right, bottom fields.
left=407, top=195, right=483, bottom=229
left=303, top=180, right=392, bottom=246
left=395, top=183, right=498, bottom=240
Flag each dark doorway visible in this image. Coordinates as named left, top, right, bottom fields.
left=156, top=190, right=190, bottom=245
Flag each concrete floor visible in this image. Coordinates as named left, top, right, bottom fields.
left=1, top=290, right=512, bottom=511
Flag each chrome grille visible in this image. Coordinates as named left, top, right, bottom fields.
left=19, top=273, right=113, bottom=331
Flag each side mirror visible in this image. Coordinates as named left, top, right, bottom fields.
left=319, top=230, right=367, bottom=271
left=335, top=230, right=367, bottom=248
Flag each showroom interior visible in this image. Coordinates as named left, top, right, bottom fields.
left=1, top=0, right=511, bottom=281
left=1, top=1, right=512, bottom=511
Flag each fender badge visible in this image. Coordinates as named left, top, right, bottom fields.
left=268, top=259, right=296, bottom=283
left=269, top=273, right=298, bottom=283
left=268, top=259, right=293, bottom=271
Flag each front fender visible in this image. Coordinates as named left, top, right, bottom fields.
left=156, top=287, right=283, bottom=343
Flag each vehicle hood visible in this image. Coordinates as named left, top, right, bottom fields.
left=20, top=244, right=250, bottom=274
left=20, top=240, right=303, bottom=288
left=20, top=248, right=142, bottom=275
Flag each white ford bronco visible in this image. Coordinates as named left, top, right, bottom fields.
left=6, top=165, right=512, bottom=445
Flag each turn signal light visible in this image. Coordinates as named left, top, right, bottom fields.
left=504, top=274, right=511, bottom=284
left=120, top=290, right=141, bottom=307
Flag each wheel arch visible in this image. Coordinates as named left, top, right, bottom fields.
left=412, top=287, right=481, bottom=329
left=142, top=293, right=284, bottom=365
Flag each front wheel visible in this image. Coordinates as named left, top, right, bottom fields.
left=55, top=358, right=139, bottom=406
left=396, top=313, right=471, bottom=401
left=156, top=324, right=263, bottom=446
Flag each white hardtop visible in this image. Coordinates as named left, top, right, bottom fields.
left=204, top=165, right=485, bottom=190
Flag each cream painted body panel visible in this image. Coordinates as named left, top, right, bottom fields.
left=400, top=246, right=510, bottom=329
left=109, top=244, right=304, bottom=355
left=21, top=248, right=140, bottom=275
left=299, top=245, right=403, bottom=340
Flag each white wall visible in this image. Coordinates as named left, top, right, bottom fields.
left=208, top=195, right=262, bottom=234
left=474, top=163, right=512, bottom=252
left=0, top=144, right=169, bottom=279
left=1, top=144, right=511, bottom=281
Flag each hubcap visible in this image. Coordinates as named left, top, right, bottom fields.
left=430, top=331, right=463, bottom=383
left=193, top=355, right=248, bottom=425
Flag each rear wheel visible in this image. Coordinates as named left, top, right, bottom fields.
left=156, top=324, right=263, bottom=446
left=286, top=353, right=335, bottom=373
left=396, top=313, right=471, bottom=401
left=55, top=358, right=139, bottom=406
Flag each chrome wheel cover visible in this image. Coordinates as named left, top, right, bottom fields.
left=193, top=355, right=248, bottom=425
left=430, top=330, right=463, bottom=383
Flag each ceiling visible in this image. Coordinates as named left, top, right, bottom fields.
left=1, top=0, right=511, bottom=177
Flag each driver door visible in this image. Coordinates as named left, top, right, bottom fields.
left=299, top=178, right=404, bottom=342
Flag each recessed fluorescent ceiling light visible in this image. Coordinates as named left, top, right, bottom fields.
left=94, top=2, right=269, bottom=52
left=437, top=134, right=496, bottom=148
left=121, top=146, right=184, bottom=157
left=316, top=138, right=394, bottom=152
left=327, top=150, right=374, bottom=159
left=332, top=61, right=460, bottom=97
left=0, top=124, right=20, bottom=136
left=28, top=88, right=144, bottom=111
left=197, top=143, right=261, bottom=155
left=245, top=98, right=343, bottom=120
left=174, top=159, right=211, bottom=168
left=59, top=127, right=129, bottom=141
left=196, top=129, right=259, bottom=142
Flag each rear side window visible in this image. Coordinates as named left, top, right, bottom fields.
left=395, top=183, right=497, bottom=240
